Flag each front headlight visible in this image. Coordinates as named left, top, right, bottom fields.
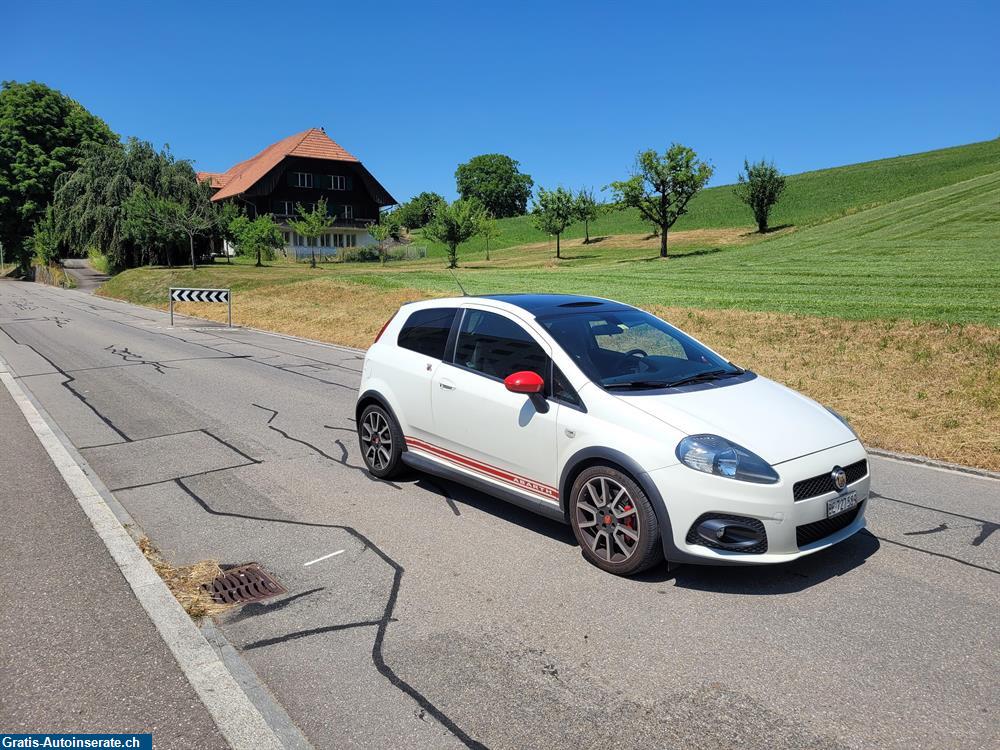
left=676, top=434, right=779, bottom=484
left=826, top=407, right=858, bottom=437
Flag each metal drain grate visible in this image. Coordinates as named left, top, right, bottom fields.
left=203, top=563, right=286, bottom=605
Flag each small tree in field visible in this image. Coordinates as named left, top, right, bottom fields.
left=609, top=144, right=713, bottom=258
left=367, top=217, right=393, bottom=264
left=574, top=187, right=601, bottom=244
left=288, top=197, right=335, bottom=268
left=229, top=215, right=283, bottom=267
left=424, top=199, right=484, bottom=269
left=532, top=187, right=576, bottom=259
left=734, top=159, right=786, bottom=233
left=480, top=212, right=500, bottom=261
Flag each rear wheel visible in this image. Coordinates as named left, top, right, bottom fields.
left=358, top=404, right=404, bottom=479
left=569, top=466, right=663, bottom=575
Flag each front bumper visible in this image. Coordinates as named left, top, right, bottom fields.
left=647, top=439, right=870, bottom=565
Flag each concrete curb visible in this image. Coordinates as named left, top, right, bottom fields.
left=0, top=353, right=286, bottom=750
left=867, top=447, right=1000, bottom=481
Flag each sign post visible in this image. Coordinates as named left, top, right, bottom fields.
left=169, top=287, right=232, bottom=328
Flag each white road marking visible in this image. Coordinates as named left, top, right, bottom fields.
left=303, top=550, right=345, bottom=567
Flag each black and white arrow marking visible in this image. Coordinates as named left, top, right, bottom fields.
left=170, top=288, right=230, bottom=303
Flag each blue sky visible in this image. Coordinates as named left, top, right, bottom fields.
left=6, top=1, right=998, bottom=203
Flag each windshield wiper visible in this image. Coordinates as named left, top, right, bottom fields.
left=603, top=380, right=676, bottom=390
left=663, top=368, right=745, bottom=388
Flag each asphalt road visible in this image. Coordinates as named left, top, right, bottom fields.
left=1, top=279, right=997, bottom=750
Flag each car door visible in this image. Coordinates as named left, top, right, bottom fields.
left=426, top=307, right=560, bottom=505
left=387, top=306, right=459, bottom=439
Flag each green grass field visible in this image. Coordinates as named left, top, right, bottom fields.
left=358, top=169, right=1000, bottom=324
left=412, top=138, right=1000, bottom=259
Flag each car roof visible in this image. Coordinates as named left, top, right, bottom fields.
left=478, top=294, right=633, bottom=316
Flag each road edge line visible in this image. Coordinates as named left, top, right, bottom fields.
left=0, top=354, right=287, bottom=750
left=867, top=448, right=1000, bottom=481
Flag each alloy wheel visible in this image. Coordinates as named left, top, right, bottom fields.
left=361, top=410, right=393, bottom=471
left=575, top=476, right=641, bottom=563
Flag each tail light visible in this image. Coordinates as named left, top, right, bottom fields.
left=373, top=312, right=396, bottom=344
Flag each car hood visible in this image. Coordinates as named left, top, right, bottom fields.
left=616, top=375, right=855, bottom=465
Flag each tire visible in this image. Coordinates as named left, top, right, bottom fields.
left=358, top=403, right=404, bottom=479
left=569, top=465, right=663, bottom=576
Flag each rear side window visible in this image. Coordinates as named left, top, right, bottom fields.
left=397, top=308, right=458, bottom=359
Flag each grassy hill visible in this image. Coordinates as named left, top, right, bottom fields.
left=412, top=138, right=1000, bottom=257
left=374, top=169, right=1000, bottom=323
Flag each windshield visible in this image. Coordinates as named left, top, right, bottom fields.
left=538, top=308, right=743, bottom=389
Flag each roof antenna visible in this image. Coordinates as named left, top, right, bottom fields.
left=449, top=269, right=468, bottom=296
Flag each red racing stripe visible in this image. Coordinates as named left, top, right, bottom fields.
left=405, top=436, right=559, bottom=502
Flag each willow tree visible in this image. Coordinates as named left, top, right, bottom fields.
left=54, top=139, right=200, bottom=270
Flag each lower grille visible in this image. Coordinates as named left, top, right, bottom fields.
left=793, top=459, right=868, bottom=501
left=686, top=513, right=768, bottom=554
left=796, top=506, right=862, bottom=548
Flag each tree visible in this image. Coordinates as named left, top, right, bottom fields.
left=609, top=144, right=713, bottom=258
left=574, top=187, right=601, bottom=244
left=27, top=205, right=60, bottom=267
left=455, top=154, right=533, bottom=218
left=0, top=80, right=117, bottom=271
left=424, top=198, right=485, bottom=269
left=734, top=159, right=786, bottom=233
left=479, top=212, right=500, bottom=261
left=125, top=179, right=217, bottom=270
left=229, top=214, right=283, bottom=267
left=367, top=217, right=393, bottom=264
left=288, top=197, right=335, bottom=268
left=396, top=191, right=446, bottom=230
left=54, top=139, right=199, bottom=270
left=532, top=187, right=576, bottom=259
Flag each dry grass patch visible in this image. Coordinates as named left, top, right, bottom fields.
left=139, top=536, right=233, bottom=619
left=173, top=278, right=444, bottom=349
left=652, top=307, right=1000, bottom=471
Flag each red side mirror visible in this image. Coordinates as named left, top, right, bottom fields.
left=504, top=370, right=544, bottom=394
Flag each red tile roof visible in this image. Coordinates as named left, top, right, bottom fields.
left=204, top=128, right=360, bottom=202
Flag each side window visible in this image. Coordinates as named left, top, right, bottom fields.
left=455, top=310, right=548, bottom=380
left=551, top=364, right=581, bottom=406
left=397, top=308, right=457, bottom=359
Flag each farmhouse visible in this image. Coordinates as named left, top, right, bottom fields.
left=197, top=127, right=396, bottom=258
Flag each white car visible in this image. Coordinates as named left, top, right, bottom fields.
left=357, top=294, right=869, bottom=575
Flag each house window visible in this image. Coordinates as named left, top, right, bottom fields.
left=274, top=201, right=294, bottom=216
left=322, top=175, right=346, bottom=191
left=347, top=233, right=357, bottom=247
left=342, top=204, right=354, bottom=219
left=292, top=172, right=313, bottom=188
left=281, top=231, right=291, bottom=245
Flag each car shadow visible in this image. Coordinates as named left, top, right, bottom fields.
left=660, top=530, right=881, bottom=594
left=407, top=474, right=879, bottom=593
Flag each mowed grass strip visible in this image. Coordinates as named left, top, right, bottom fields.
left=100, top=273, right=999, bottom=470
left=369, top=170, right=1000, bottom=324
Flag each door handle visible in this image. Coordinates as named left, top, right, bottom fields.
left=439, top=380, right=456, bottom=391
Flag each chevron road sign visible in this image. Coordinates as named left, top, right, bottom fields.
left=168, top=287, right=232, bottom=327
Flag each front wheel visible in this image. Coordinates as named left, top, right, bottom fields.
left=569, top=466, right=663, bottom=575
left=358, top=404, right=404, bottom=479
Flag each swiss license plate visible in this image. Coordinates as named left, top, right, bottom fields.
left=827, top=491, right=859, bottom=519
